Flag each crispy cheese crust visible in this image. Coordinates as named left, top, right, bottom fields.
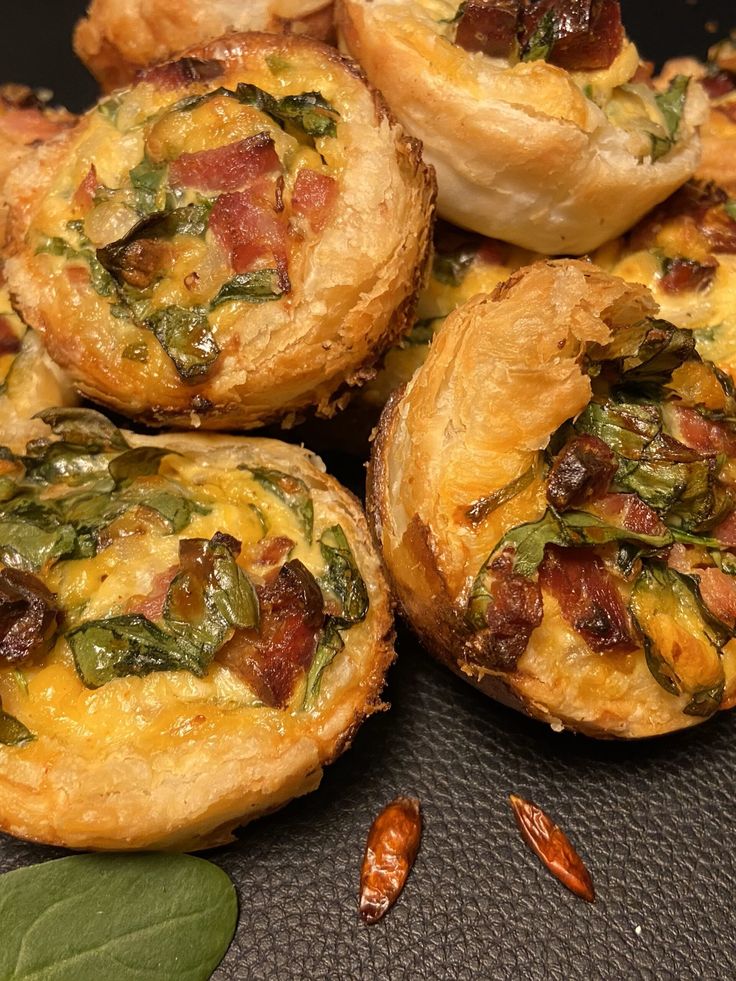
left=337, top=0, right=707, bottom=254
left=368, top=260, right=736, bottom=739
left=5, top=32, right=435, bottom=429
left=75, top=0, right=337, bottom=90
left=0, top=429, right=394, bottom=850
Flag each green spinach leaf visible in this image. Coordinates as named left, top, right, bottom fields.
left=302, top=618, right=344, bottom=709
left=319, top=524, right=369, bottom=626
left=129, top=157, right=168, bottom=215
left=147, top=305, right=220, bottom=379
left=210, top=270, right=286, bottom=308
left=0, top=699, right=34, bottom=745
left=248, top=467, right=314, bottom=542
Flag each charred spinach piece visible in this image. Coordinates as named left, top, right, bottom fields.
left=0, top=699, right=34, bottom=745
left=629, top=564, right=726, bottom=716
left=319, top=525, right=368, bottom=626
left=0, top=568, right=59, bottom=664
left=147, top=305, right=220, bottom=379
left=35, top=408, right=129, bottom=453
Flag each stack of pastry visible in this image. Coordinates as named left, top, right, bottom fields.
left=0, top=0, right=735, bottom=850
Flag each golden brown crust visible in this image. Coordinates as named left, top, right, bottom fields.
left=74, top=0, right=337, bottom=90
left=368, top=260, right=736, bottom=739
left=5, top=32, right=435, bottom=430
left=338, top=0, right=707, bottom=254
left=0, top=430, right=395, bottom=850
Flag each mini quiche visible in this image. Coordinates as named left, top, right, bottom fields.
left=369, top=260, right=736, bottom=738
left=5, top=32, right=434, bottom=429
left=74, top=0, right=337, bottom=91
left=660, top=32, right=736, bottom=195
left=337, top=0, right=706, bottom=254
left=594, top=180, right=736, bottom=376
left=0, top=409, right=393, bottom=850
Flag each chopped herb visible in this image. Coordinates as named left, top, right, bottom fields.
left=97, top=95, right=123, bottom=123
left=275, top=92, right=339, bottom=138
left=248, top=467, right=314, bottom=542
left=521, top=10, right=556, bottom=62
left=129, top=157, right=167, bottom=215
left=726, top=201, right=736, bottom=221
left=147, top=304, right=220, bottom=379
left=319, top=524, right=369, bottom=625
left=650, top=75, right=690, bottom=162
left=210, top=270, right=287, bottom=308
left=266, top=54, right=291, bottom=74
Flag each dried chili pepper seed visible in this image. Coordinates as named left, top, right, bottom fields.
left=359, top=796, right=422, bottom=924
left=509, top=794, right=595, bottom=903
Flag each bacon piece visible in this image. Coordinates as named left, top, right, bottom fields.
left=547, top=435, right=616, bottom=510
left=702, top=208, right=736, bottom=254
left=138, top=57, right=223, bottom=91
left=291, top=169, right=338, bottom=232
left=521, top=0, right=624, bottom=71
left=169, top=132, right=281, bottom=193
left=0, top=568, right=59, bottom=664
left=72, top=164, right=98, bottom=211
left=667, top=544, right=736, bottom=629
left=0, top=316, right=21, bottom=356
left=671, top=406, right=736, bottom=456
left=659, top=257, right=718, bottom=294
left=217, top=559, right=325, bottom=707
left=594, top=493, right=667, bottom=536
left=476, top=237, right=508, bottom=266
left=0, top=103, right=69, bottom=145
left=126, top=564, right=179, bottom=620
left=469, top=552, right=543, bottom=671
left=714, top=511, right=736, bottom=547
left=455, top=0, right=521, bottom=58
left=702, top=72, right=736, bottom=99
left=539, top=546, right=635, bottom=653
left=209, top=189, right=289, bottom=277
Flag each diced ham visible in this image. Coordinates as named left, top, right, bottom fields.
left=72, top=164, right=98, bottom=211
left=169, top=132, right=281, bottom=193
left=671, top=406, right=736, bottom=456
left=594, top=493, right=667, bottom=537
left=520, top=0, right=624, bottom=71
left=539, top=546, right=636, bottom=653
left=455, top=0, right=521, bottom=58
left=138, top=57, right=223, bottom=91
left=217, top=559, right=325, bottom=707
left=659, top=256, right=718, bottom=294
left=0, top=316, right=21, bottom=356
left=291, top=169, right=338, bottom=232
left=126, top=564, right=179, bottom=620
left=714, top=511, right=736, bottom=547
left=208, top=189, right=289, bottom=277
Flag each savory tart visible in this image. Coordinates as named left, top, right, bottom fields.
left=595, top=180, right=736, bottom=377
left=337, top=0, right=707, bottom=254
left=0, top=409, right=393, bottom=849
left=369, top=260, right=736, bottom=738
left=74, top=0, right=337, bottom=91
left=5, top=32, right=434, bottom=429
left=660, top=32, right=736, bottom=195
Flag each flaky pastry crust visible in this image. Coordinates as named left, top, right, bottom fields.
left=5, top=32, right=434, bottom=430
left=337, top=0, right=707, bottom=254
left=0, top=431, right=394, bottom=850
left=75, top=0, right=336, bottom=90
left=368, top=260, right=736, bottom=739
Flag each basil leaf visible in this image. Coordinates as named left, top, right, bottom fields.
left=108, top=446, right=171, bottom=486
left=0, top=854, right=237, bottom=981
left=521, top=9, right=555, bottom=61
left=147, top=304, right=220, bottom=379
left=68, top=614, right=205, bottom=688
left=210, top=270, right=286, bottom=308
left=0, top=699, right=34, bottom=745
left=319, top=524, right=369, bottom=626
left=35, top=407, right=129, bottom=451
left=493, top=508, right=672, bottom=578
left=129, top=157, right=168, bottom=215
left=302, top=618, right=344, bottom=709
left=248, top=467, right=314, bottom=542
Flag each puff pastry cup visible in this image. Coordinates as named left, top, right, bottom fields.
left=4, top=32, right=434, bottom=430
left=369, top=259, right=736, bottom=738
left=0, top=410, right=393, bottom=850
left=660, top=33, right=736, bottom=195
left=74, top=0, right=336, bottom=91
left=337, top=0, right=707, bottom=254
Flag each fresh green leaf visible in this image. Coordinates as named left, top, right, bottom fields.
left=521, top=10, right=555, bottom=62
left=67, top=614, right=205, bottom=688
left=35, top=407, right=129, bottom=451
left=108, top=447, right=171, bottom=486
left=210, top=270, right=287, bottom=308
left=319, top=524, right=369, bottom=626
left=0, top=699, right=34, bottom=745
left=302, top=618, right=344, bottom=709
left=248, top=467, right=314, bottom=543
left=129, top=157, right=168, bottom=215
left=147, top=304, right=220, bottom=379
left=0, top=853, right=237, bottom=981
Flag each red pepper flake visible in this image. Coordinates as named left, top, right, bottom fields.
left=509, top=794, right=595, bottom=903
left=359, top=797, right=422, bottom=924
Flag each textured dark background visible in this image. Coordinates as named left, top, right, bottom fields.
left=2, top=1, right=736, bottom=979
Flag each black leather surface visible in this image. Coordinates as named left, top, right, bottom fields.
left=2, top=1, right=736, bottom=978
